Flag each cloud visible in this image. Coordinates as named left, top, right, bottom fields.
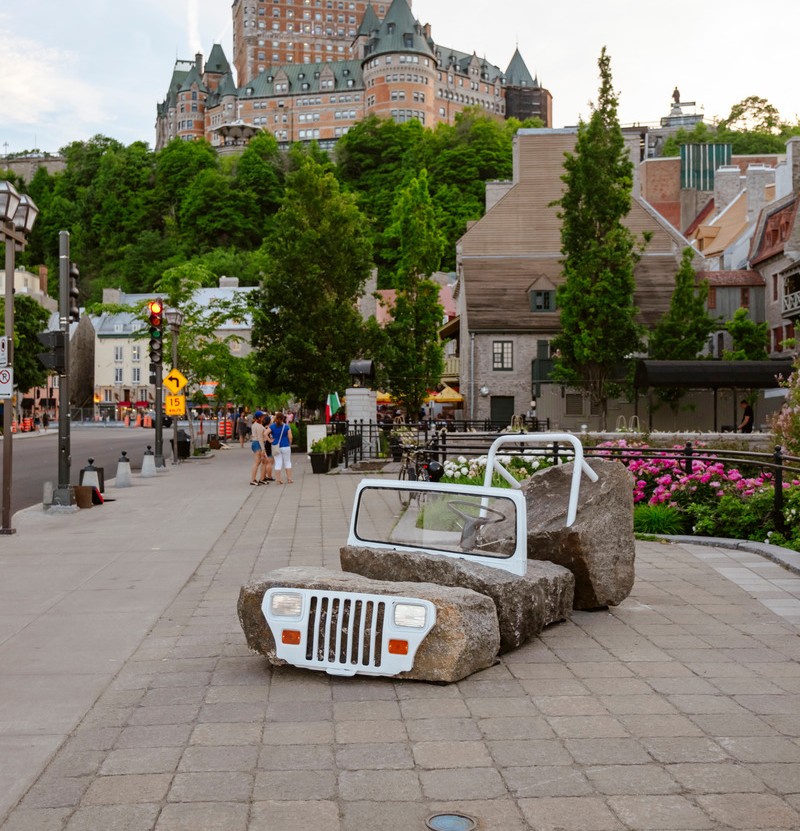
left=187, top=0, right=202, bottom=55
left=0, top=14, right=107, bottom=149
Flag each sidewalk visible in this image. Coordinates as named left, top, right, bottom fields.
left=1, top=447, right=800, bottom=830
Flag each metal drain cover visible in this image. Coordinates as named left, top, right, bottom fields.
left=426, top=813, right=477, bottom=831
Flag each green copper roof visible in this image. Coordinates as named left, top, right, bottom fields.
left=505, top=48, right=537, bottom=87
left=179, top=63, right=208, bottom=94
left=205, top=43, right=231, bottom=75
left=357, top=3, right=380, bottom=38
left=242, top=60, right=364, bottom=97
left=364, top=0, right=435, bottom=60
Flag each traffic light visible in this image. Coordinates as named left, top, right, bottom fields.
left=37, top=330, right=66, bottom=373
left=69, top=262, right=80, bottom=322
left=147, top=298, right=164, bottom=364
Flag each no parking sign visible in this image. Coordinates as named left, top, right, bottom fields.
left=0, top=367, right=13, bottom=398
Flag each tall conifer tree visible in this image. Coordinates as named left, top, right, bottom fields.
left=551, top=48, right=643, bottom=428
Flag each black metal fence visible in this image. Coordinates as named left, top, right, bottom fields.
left=330, top=419, right=800, bottom=535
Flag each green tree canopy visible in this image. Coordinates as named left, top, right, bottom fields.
left=251, top=155, right=374, bottom=407
left=0, top=294, right=50, bottom=393
left=724, top=307, right=769, bottom=360
left=379, top=170, right=446, bottom=416
left=648, top=247, right=716, bottom=421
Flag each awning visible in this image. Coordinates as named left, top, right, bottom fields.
left=634, top=360, right=793, bottom=389
left=426, top=384, right=463, bottom=403
left=134, top=400, right=150, bottom=407
left=117, top=400, right=132, bottom=407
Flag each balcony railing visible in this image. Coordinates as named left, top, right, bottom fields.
left=783, top=288, right=800, bottom=318
left=442, top=356, right=459, bottom=379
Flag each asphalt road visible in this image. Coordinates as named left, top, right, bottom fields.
left=3, top=425, right=167, bottom=515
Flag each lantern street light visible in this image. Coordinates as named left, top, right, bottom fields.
left=1, top=180, right=39, bottom=534
left=164, top=306, right=185, bottom=464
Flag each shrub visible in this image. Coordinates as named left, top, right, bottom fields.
left=633, top=504, right=687, bottom=536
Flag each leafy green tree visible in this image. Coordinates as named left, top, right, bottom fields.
left=723, top=307, right=769, bottom=360
left=153, top=138, right=219, bottom=233
left=251, top=156, right=373, bottom=407
left=0, top=294, right=50, bottom=392
left=379, top=171, right=445, bottom=417
left=550, top=48, right=643, bottom=429
left=234, top=132, right=285, bottom=231
left=648, top=248, right=716, bottom=423
left=178, top=168, right=260, bottom=253
left=661, top=96, right=800, bottom=156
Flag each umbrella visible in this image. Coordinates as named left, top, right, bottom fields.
left=431, top=384, right=463, bottom=403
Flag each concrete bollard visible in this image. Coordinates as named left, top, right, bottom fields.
left=115, top=451, right=133, bottom=488
left=80, top=457, right=104, bottom=493
left=140, top=445, right=157, bottom=478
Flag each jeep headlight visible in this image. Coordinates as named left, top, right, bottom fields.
left=393, top=602, right=428, bottom=628
left=269, top=592, right=303, bottom=617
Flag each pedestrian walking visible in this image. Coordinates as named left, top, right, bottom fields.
left=270, top=411, right=294, bottom=484
left=236, top=406, right=250, bottom=448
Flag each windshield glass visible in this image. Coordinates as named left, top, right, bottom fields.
left=353, top=485, right=518, bottom=561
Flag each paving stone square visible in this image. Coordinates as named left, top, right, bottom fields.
left=3, top=452, right=800, bottom=830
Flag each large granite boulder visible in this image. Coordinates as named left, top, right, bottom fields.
left=524, top=458, right=635, bottom=609
left=341, top=545, right=574, bottom=654
left=238, top=566, right=500, bottom=683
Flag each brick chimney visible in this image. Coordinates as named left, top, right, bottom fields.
left=713, top=166, right=743, bottom=215
left=745, top=164, right=775, bottom=224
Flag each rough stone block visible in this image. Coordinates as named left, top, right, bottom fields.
left=340, top=546, right=573, bottom=654
left=238, top=566, right=500, bottom=683
left=524, top=458, right=636, bottom=609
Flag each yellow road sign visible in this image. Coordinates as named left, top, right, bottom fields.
left=165, top=395, right=186, bottom=416
left=163, top=369, right=188, bottom=394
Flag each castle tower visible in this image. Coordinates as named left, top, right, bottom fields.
left=361, top=0, right=437, bottom=127
left=232, top=0, right=399, bottom=86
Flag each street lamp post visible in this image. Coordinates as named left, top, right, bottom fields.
left=1, top=181, right=38, bottom=534
left=164, top=306, right=184, bottom=464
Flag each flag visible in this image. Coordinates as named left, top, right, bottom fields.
left=325, top=392, right=341, bottom=423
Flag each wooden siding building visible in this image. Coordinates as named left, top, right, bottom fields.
left=456, top=128, right=688, bottom=430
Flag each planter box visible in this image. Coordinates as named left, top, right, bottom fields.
left=309, top=452, right=331, bottom=474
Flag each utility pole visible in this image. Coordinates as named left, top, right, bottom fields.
left=53, top=231, right=73, bottom=506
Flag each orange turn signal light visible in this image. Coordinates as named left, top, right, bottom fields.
left=281, top=630, right=301, bottom=645
left=388, top=639, right=409, bottom=655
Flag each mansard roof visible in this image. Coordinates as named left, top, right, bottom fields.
left=179, top=63, right=207, bottom=94
left=205, top=43, right=232, bottom=76
left=749, top=193, right=799, bottom=266
left=206, top=72, right=238, bottom=107
left=357, top=3, right=381, bottom=38
left=158, top=60, right=194, bottom=112
left=242, top=60, right=363, bottom=97
left=505, top=47, right=537, bottom=88
left=364, top=0, right=435, bottom=60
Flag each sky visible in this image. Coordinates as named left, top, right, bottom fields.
left=1, top=0, right=796, bottom=156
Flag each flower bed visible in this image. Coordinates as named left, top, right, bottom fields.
left=441, top=440, right=800, bottom=553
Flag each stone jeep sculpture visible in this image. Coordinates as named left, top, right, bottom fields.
left=238, top=434, right=635, bottom=683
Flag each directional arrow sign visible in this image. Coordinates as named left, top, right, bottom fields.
left=163, top=369, right=188, bottom=394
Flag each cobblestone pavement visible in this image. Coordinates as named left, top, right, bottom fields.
left=2, top=450, right=800, bottom=830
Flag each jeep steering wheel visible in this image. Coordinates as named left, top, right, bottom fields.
left=446, top=500, right=506, bottom=550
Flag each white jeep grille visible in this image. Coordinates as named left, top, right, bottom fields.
left=263, top=588, right=436, bottom=677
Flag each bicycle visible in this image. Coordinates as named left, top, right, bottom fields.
left=397, top=445, right=433, bottom=508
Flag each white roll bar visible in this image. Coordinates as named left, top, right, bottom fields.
left=482, top=433, right=598, bottom=527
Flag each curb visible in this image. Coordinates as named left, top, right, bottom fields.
left=657, top=534, right=800, bottom=576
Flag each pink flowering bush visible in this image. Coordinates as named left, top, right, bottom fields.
left=772, top=356, right=800, bottom=457
left=439, top=440, right=800, bottom=551
left=595, top=439, right=800, bottom=551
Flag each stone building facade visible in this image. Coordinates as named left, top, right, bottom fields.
left=156, top=0, right=551, bottom=152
